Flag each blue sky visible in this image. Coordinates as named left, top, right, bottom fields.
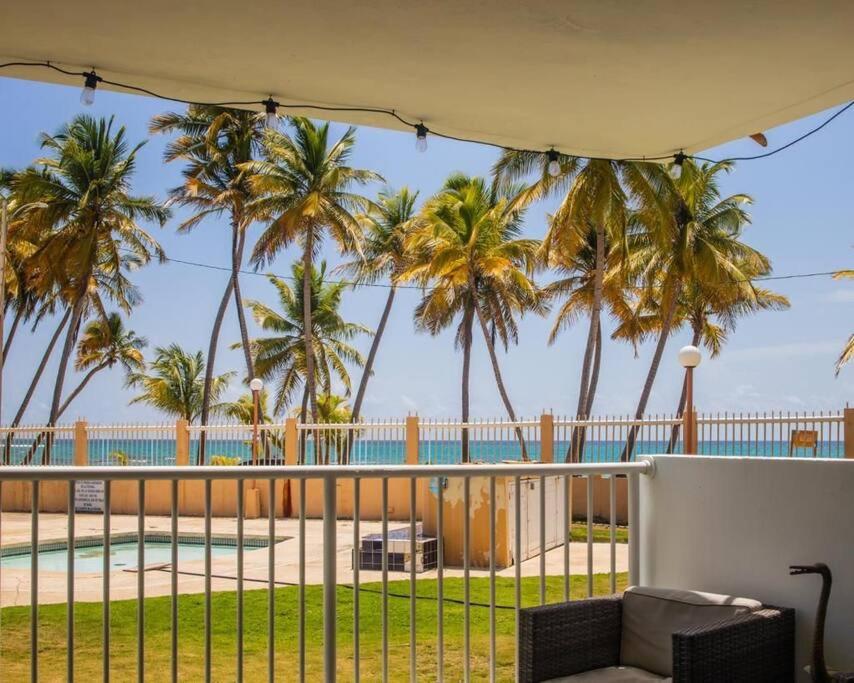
left=0, top=76, right=851, bottom=423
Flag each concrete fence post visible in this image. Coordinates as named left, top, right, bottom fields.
left=73, top=420, right=88, bottom=465
left=540, top=413, right=554, bottom=463
left=845, top=407, right=854, bottom=459
left=285, top=418, right=299, bottom=465
left=175, top=419, right=189, bottom=466
left=405, top=415, right=420, bottom=465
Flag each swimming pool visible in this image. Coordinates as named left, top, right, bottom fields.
left=0, top=533, right=280, bottom=573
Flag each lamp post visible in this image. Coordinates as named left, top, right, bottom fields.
left=249, top=377, right=264, bottom=464
left=677, top=345, right=702, bottom=453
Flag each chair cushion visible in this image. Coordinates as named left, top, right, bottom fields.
left=545, top=665, right=670, bottom=682
left=619, top=586, right=762, bottom=676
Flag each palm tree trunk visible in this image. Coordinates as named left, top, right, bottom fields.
left=302, top=234, right=318, bottom=422
left=298, top=383, right=309, bottom=465
left=346, top=286, right=396, bottom=463
left=352, top=286, right=395, bottom=423
left=585, top=321, right=603, bottom=418
left=4, top=308, right=70, bottom=464
left=199, top=276, right=235, bottom=464
left=301, top=231, right=321, bottom=465
left=2, top=305, right=23, bottom=370
left=230, top=222, right=255, bottom=380
left=568, top=223, right=605, bottom=462
left=460, top=303, right=474, bottom=463
left=48, top=298, right=85, bottom=423
left=56, top=362, right=108, bottom=420
left=622, top=284, right=680, bottom=461
left=46, top=292, right=88, bottom=464
left=575, top=320, right=603, bottom=460
left=470, top=286, right=528, bottom=461
left=666, top=325, right=702, bottom=453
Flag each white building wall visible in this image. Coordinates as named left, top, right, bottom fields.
left=639, top=455, right=854, bottom=680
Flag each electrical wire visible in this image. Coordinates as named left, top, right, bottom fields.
left=3, top=59, right=852, bottom=164
left=150, top=249, right=846, bottom=292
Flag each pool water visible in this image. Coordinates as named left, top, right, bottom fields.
left=1, top=541, right=242, bottom=573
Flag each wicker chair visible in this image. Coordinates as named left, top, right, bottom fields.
left=519, top=587, right=795, bottom=682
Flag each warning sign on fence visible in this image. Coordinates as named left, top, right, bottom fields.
left=74, top=480, right=105, bottom=512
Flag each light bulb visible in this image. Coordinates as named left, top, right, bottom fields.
left=670, top=152, right=686, bottom=180
left=415, top=123, right=428, bottom=152
left=249, top=377, right=264, bottom=392
left=547, top=149, right=561, bottom=177
left=263, top=98, right=278, bottom=130
left=80, top=72, right=99, bottom=106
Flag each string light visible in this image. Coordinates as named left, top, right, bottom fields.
left=669, top=151, right=686, bottom=180
left=262, top=97, right=279, bottom=129
left=415, top=123, right=429, bottom=152
left=547, top=149, right=561, bottom=177
left=80, top=70, right=100, bottom=106
left=1, top=60, right=853, bottom=165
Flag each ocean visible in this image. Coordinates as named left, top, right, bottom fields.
left=2, top=437, right=844, bottom=466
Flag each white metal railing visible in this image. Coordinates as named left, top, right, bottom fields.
left=87, top=423, right=176, bottom=466
left=0, top=461, right=650, bottom=682
left=695, top=410, right=845, bottom=457
left=0, top=409, right=848, bottom=468
left=419, top=418, right=542, bottom=464
left=297, top=419, right=407, bottom=465
left=0, top=424, right=75, bottom=466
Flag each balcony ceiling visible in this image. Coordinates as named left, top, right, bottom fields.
left=2, top=1, right=854, bottom=159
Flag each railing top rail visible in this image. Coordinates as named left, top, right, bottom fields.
left=554, top=417, right=681, bottom=427
left=0, top=425, right=73, bottom=434
left=297, top=422, right=406, bottom=430
left=0, top=461, right=653, bottom=481
left=697, top=414, right=843, bottom=424
left=420, top=420, right=541, bottom=428
left=87, top=424, right=174, bottom=431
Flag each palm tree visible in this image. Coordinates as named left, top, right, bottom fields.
left=128, top=345, right=233, bottom=430
left=215, top=389, right=282, bottom=461
left=401, top=173, right=545, bottom=461
left=338, top=187, right=418, bottom=426
left=245, top=262, right=368, bottom=417
left=245, top=118, right=381, bottom=426
left=289, top=392, right=352, bottom=464
left=834, top=269, right=854, bottom=375
left=150, top=106, right=270, bottom=443
left=621, top=159, right=770, bottom=459
left=542, top=224, right=639, bottom=459
left=56, top=312, right=147, bottom=419
left=11, top=115, right=167, bottom=438
left=494, top=151, right=663, bottom=461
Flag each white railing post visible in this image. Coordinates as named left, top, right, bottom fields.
left=628, top=471, right=640, bottom=585
left=323, top=474, right=337, bottom=682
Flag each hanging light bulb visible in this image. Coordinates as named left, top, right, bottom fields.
left=547, top=149, right=561, bottom=177
left=415, top=123, right=429, bottom=152
left=80, top=71, right=100, bottom=106
left=670, top=151, right=686, bottom=180
left=263, top=98, right=279, bottom=129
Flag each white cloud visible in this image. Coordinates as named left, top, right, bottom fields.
left=824, top=289, right=854, bottom=304
left=724, top=341, right=840, bottom=362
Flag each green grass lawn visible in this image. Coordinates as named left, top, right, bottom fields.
left=0, top=573, right=627, bottom=681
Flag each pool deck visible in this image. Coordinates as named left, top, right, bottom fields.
left=0, top=513, right=627, bottom=606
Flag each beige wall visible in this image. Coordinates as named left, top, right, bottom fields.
left=639, top=455, right=854, bottom=681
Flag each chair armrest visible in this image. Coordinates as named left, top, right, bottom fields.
left=672, top=606, right=795, bottom=683
left=519, top=597, right=622, bottom=683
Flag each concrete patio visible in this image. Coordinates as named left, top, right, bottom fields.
left=0, top=512, right=627, bottom=606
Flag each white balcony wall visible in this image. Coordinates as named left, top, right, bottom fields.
left=639, top=455, right=854, bottom=681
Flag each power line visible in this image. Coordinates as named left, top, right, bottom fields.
left=152, top=250, right=847, bottom=291
left=2, top=60, right=853, bottom=165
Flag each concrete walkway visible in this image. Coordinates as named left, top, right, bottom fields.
left=1, top=513, right=627, bottom=606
